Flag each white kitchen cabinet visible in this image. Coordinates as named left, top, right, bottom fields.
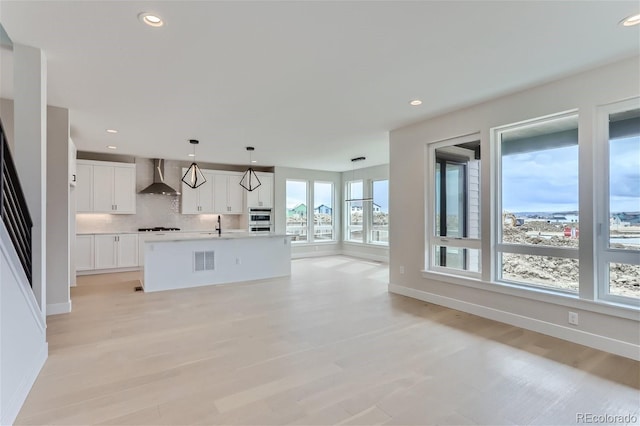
left=94, top=234, right=138, bottom=270
left=213, top=172, right=244, bottom=214
left=76, top=160, right=136, bottom=214
left=116, top=234, right=139, bottom=268
left=75, top=235, right=94, bottom=271
left=93, top=164, right=136, bottom=213
left=246, top=172, right=273, bottom=208
left=75, top=163, right=93, bottom=212
left=181, top=169, right=215, bottom=214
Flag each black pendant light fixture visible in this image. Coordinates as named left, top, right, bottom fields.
left=345, top=156, right=373, bottom=202
left=181, top=139, right=207, bottom=189
left=239, top=146, right=262, bottom=191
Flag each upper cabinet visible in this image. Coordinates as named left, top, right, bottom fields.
left=213, top=172, right=244, bottom=214
left=181, top=169, right=215, bottom=214
left=76, top=160, right=136, bottom=214
left=246, top=172, right=273, bottom=208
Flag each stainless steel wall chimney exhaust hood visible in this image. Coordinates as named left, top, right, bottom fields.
left=139, top=159, right=181, bottom=195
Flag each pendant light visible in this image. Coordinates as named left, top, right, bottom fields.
left=345, top=156, right=373, bottom=202
left=240, top=146, right=262, bottom=191
left=181, top=139, right=207, bottom=189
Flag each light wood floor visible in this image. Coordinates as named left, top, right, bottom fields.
left=16, top=256, right=640, bottom=425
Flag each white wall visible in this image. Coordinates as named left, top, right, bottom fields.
left=389, top=56, right=640, bottom=359
left=46, top=106, right=71, bottom=315
left=0, top=225, right=48, bottom=425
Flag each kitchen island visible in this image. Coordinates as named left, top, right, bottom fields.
left=142, top=233, right=291, bottom=292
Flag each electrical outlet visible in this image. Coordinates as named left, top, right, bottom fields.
left=568, top=311, right=579, bottom=326
left=235, top=257, right=241, bottom=265
left=400, top=266, right=405, bottom=274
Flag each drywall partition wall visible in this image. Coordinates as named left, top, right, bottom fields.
left=273, top=166, right=342, bottom=258
left=0, top=221, right=48, bottom=425
left=389, top=56, right=640, bottom=359
left=0, top=99, right=14, bottom=150
left=46, top=106, right=71, bottom=314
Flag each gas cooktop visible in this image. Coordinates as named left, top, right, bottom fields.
left=138, top=227, right=181, bottom=232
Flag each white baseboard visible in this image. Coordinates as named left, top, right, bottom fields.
left=389, top=284, right=640, bottom=361
left=47, top=300, right=72, bottom=316
left=1, top=342, right=48, bottom=426
left=341, top=251, right=389, bottom=263
left=292, top=250, right=341, bottom=259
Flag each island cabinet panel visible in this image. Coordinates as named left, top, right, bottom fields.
left=76, top=160, right=136, bottom=214
left=246, top=172, right=273, bottom=208
left=213, top=172, right=245, bottom=214
left=75, top=235, right=94, bottom=271
left=181, top=169, right=215, bottom=214
left=142, top=234, right=291, bottom=292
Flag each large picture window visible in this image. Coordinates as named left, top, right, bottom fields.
left=286, top=180, right=308, bottom=242
left=597, top=100, right=640, bottom=303
left=494, top=112, right=579, bottom=293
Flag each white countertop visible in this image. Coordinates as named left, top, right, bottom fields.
left=141, top=232, right=288, bottom=242
left=77, top=229, right=248, bottom=235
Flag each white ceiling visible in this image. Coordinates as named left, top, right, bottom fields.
left=0, top=1, right=638, bottom=171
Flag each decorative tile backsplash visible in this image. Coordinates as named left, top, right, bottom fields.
left=76, top=158, right=243, bottom=233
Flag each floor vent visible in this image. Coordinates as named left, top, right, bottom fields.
left=194, top=250, right=215, bottom=271
left=134, top=286, right=143, bottom=292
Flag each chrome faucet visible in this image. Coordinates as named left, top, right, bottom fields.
left=215, top=215, right=221, bottom=236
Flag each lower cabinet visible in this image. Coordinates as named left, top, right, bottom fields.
left=78, top=233, right=138, bottom=272
left=76, top=235, right=95, bottom=271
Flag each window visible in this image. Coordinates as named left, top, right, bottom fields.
left=494, top=112, right=579, bottom=293
left=427, top=134, right=481, bottom=277
left=286, top=180, right=307, bottom=242
left=597, top=100, right=640, bottom=303
left=370, top=180, right=389, bottom=244
left=345, top=180, right=364, bottom=242
left=313, top=182, right=334, bottom=241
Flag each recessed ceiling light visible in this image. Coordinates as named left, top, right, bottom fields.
left=251, top=160, right=257, bottom=163
left=106, top=145, right=117, bottom=150
left=409, top=99, right=422, bottom=106
left=620, top=13, right=640, bottom=26
left=188, top=153, right=195, bottom=157
left=138, top=12, right=164, bottom=27
left=106, top=129, right=118, bottom=134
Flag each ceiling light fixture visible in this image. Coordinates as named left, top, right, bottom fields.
left=620, top=13, right=640, bottom=26
left=106, top=129, right=118, bottom=134
left=106, top=145, right=117, bottom=150
left=239, top=147, right=261, bottom=192
left=138, top=12, right=164, bottom=27
left=181, top=139, right=206, bottom=189
left=409, top=100, right=422, bottom=106
left=345, top=156, right=373, bottom=202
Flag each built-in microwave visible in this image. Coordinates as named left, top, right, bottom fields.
left=249, top=208, right=272, bottom=232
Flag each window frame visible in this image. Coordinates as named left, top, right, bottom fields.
left=425, top=133, right=482, bottom=279
left=369, top=179, right=389, bottom=246
left=595, top=97, right=640, bottom=306
left=492, top=110, right=580, bottom=293
left=285, top=179, right=309, bottom=244
left=313, top=181, right=335, bottom=242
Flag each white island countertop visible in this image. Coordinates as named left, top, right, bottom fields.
left=142, top=233, right=291, bottom=292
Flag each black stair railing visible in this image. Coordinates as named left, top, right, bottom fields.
left=0, top=118, right=33, bottom=286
